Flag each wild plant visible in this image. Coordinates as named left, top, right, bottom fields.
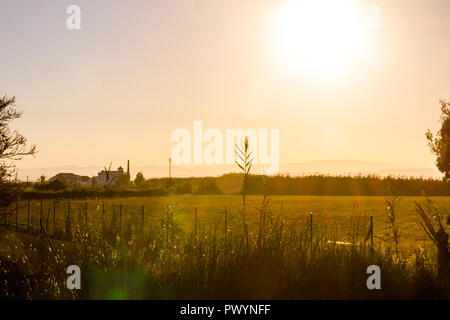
left=415, top=198, right=449, bottom=277
left=384, top=195, right=401, bottom=257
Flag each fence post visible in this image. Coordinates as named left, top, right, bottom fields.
left=15, top=199, right=18, bottom=232
left=39, top=199, right=44, bottom=273
left=40, top=199, right=43, bottom=236
left=27, top=199, right=30, bottom=233
left=141, top=205, right=144, bottom=232
left=194, top=208, right=198, bottom=242
left=370, top=216, right=374, bottom=248
left=85, top=202, right=88, bottom=227
left=119, top=204, right=122, bottom=235
left=52, top=200, right=56, bottom=236
left=67, top=201, right=71, bottom=237
left=224, top=209, right=228, bottom=241
left=102, top=201, right=105, bottom=225
left=46, top=201, right=49, bottom=232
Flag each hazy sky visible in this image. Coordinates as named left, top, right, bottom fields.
left=1, top=0, right=449, bottom=174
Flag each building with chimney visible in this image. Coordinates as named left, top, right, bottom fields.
left=97, top=161, right=130, bottom=187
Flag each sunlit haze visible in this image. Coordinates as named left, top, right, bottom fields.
left=1, top=0, right=449, bottom=179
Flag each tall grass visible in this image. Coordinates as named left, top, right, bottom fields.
left=0, top=196, right=448, bottom=299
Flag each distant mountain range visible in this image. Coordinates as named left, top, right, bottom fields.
left=15, top=159, right=442, bottom=182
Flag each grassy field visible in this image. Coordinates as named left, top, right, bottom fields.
left=8, top=194, right=449, bottom=251
left=1, top=194, right=449, bottom=299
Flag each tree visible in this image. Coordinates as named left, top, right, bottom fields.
left=426, top=99, right=450, bottom=181
left=134, top=172, right=145, bottom=187
left=0, top=95, right=37, bottom=206
left=115, top=171, right=130, bottom=189
left=33, top=178, right=67, bottom=192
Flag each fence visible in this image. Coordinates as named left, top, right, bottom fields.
left=1, top=199, right=150, bottom=241
left=1, top=200, right=376, bottom=248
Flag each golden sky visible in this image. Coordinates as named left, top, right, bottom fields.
left=1, top=0, right=449, bottom=175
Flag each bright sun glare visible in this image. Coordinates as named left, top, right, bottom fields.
left=277, top=0, right=368, bottom=76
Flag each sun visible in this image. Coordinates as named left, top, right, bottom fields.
left=276, top=0, right=368, bottom=76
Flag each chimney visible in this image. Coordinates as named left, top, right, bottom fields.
left=127, top=160, right=130, bottom=175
